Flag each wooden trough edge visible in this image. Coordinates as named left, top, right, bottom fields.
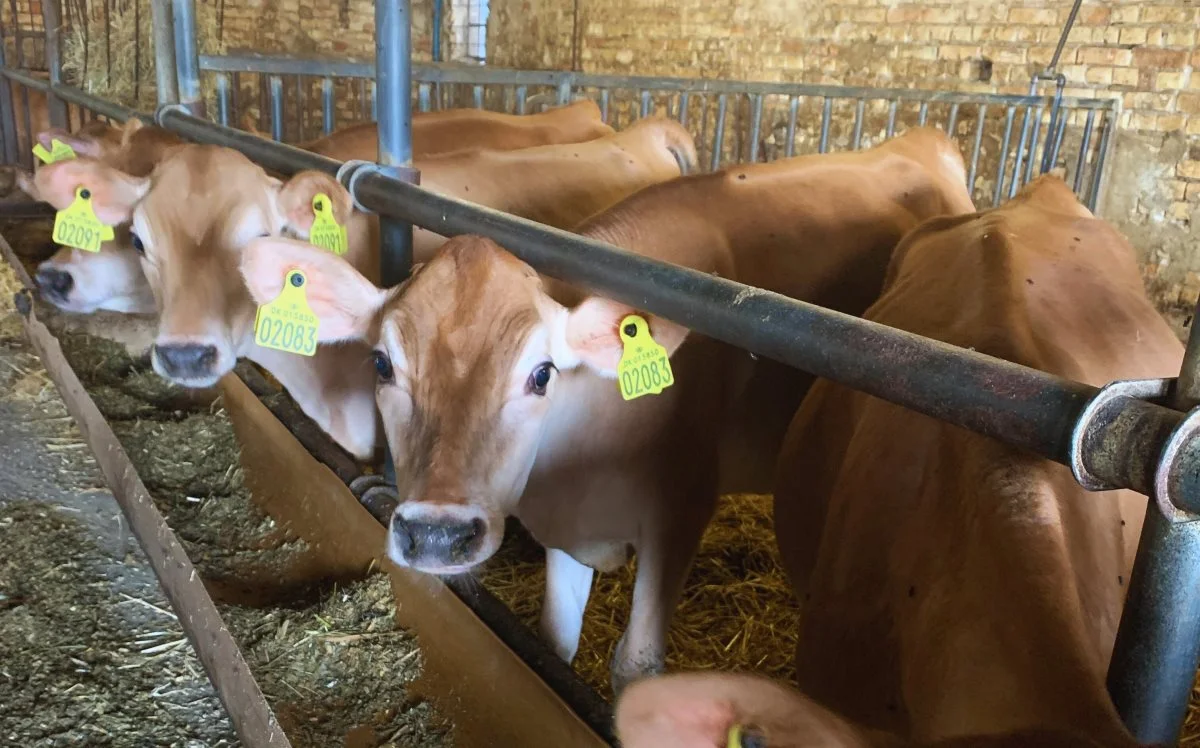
left=0, top=233, right=293, bottom=748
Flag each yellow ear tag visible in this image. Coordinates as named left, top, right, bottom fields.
left=616, top=314, right=674, bottom=401
left=727, top=724, right=743, bottom=748
left=32, top=138, right=77, bottom=164
left=253, top=269, right=320, bottom=357
left=308, top=192, right=348, bottom=256
left=52, top=187, right=115, bottom=253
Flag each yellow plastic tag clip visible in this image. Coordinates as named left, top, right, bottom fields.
left=253, top=269, right=320, bottom=357
left=308, top=192, right=348, bottom=256
left=727, top=724, right=743, bottom=748
left=616, top=314, right=674, bottom=401
left=52, top=187, right=115, bottom=253
left=32, top=138, right=77, bottom=164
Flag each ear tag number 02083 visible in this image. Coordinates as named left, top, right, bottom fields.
left=308, top=192, right=348, bottom=256
left=52, top=187, right=115, bottom=254
left=253, top=269, right=319, bottom=357
left=616, top=314, right=674, bottom=401
left=32, top=138, right=77, bottom=164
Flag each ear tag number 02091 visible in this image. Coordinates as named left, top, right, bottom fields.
left=253, top=269, right=319, bottom=357
left=308, top=193, right=348, bottom=256
left=52, top=187, right=115, bottom=253
left=32, top=138, right=77, bottom=164
left=616, top=314, right=674, bottom=401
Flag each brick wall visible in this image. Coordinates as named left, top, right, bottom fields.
left=489, top=0, right=1200, bottom=337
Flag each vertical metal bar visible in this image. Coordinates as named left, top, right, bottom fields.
left=947, top=102, right=960, bottom=137
left=216, top=73, right=230, bottom=127
left=473, top=85, right=484, bottom=110
left=819, top=97, right=832, bottom=154
left=785, top=96, right=798, bottom=158
left=1107, top=309, right=1200, bottom=744
left=558, top=80, right=572, bottom=106
left=294, top=75, right=303, bottom=141
left=679, top=92, right=690, bottom=127
left=1009, top=106, right=1034, bottom=199
left=710, top=93, right=728, bottom=171
left=322, top=78, right=335, bottom=135
left=268, top=76, right=284, bottom=141
left=370, top=80, right=378, bottom=121
left=1087, top=110, right=1114, bottom=212
left=993, top=106, right=1016, bottom=207
left=151, top=0, right=179, bottom=105
left=42, top=0, right=68, bottom=127
left=640, top=89, right=651, bottom=119
left=0, top=40, right=18, bottom=165
left=918, top=100, right=929, bottom=126
left=432, top=0, right=443, bottom=62
left=600, top=88, right=610, bottom=123
left=886, top=99, right=898, bottom=138
left=359, top=79, right=368, bottom=120
left=968, top=103, right=987, bottom=192
left=418, top=83, right=431, bottom=113
left=851, top=98, right=865, bottom=150
left=1024, top=106, right=1044, bottom=186
left=1072, top=109, right=1096, bottom=194
left=375, top=0, right=417, bottom=287
left=749, top=94, right=764, bottom=162
left=172, top=0, right=204, bottom=116
left=516, top=85, right=527, bottom=114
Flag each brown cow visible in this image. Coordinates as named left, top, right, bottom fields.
left=30, top=116, right=696, bottom=462
left=234, top=126, right=975, bottom=691
left=774, top=176, right=1178, bottom=744
left=615, top=671, right=1120, bottom=748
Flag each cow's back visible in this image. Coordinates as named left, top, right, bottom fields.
left=774, top=175, right=1180, bottom=743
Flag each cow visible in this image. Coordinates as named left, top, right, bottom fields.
left=241, top=98, right=614, bottom=161
left=233, top=126, right=976, bottom=692
left=614, top=671, right=1119, bottom=747
left=773, top=175, right=1178, bottom=745
left=29, top=116, right=698, bottom=463
left=20, top=118, right=186, bottom=314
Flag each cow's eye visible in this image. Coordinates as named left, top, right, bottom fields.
left=130, top=232, right=145, bottom=255
left=526, top=361, right=555, bottom=396
left=373, top=350, right=393, bottom=382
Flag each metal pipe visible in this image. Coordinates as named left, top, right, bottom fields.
left=370, top=80, right=378, bottom=121
left=640, top=89, right=651, bottom=119
left=851, top=97, right=865, bottom=150
left=0, top=40, right=18, bottom=165
left=418, top=83, right=431, bottom=112
left=994, top=106, right=1016, bottom=207
left=1074, top=109, right=1096, bottom=194
left=886, top=99, right=898, bottom=139
left=516, top=85, right=528, bottom=114
left=785, top=96, right=798, bottom=157
left=375, top=0, right=417, bottom=287
left=599, top=89, right=610, bottom=123
left=819, top=97, right=832, bottom=154
left=172, top=0, right=204, bottom=116
left=322, top=78, right=334, bottom=134
left=0, top=70, right=146, bottom=123
left=918, top=100, right=928, bottom=126
left=268, top=76, right=284, bottom=141
left=216, top=74, right=230, bottom=126
left=473, top=84, right=484, bottom=110
left=679, top=91, right=690, bottom=127
left=946, top=102, right=959, bottom=138
left=1009, top=106, right=1034, bottom=199
left=1044, top=0, right=1083, bottom=75
left=711, top=94, right=728, bottom=171
left=41, top=0, right=68, bottom=128
left=432, top=0, right=443, bottom=62
left=1024, top=106, right=1043, bottom=187
left=749, top=94, right=763, bottom=162
left=1088, top=110, right=1115, bottom=212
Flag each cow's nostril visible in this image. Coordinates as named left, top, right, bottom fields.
left=391, top=516, right=417, bottom=560
left=154, top=343, right=220, bottom=377
left=35, top=267, right=74, bottom=298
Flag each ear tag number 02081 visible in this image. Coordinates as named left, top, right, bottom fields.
left=32, top=138, right=77, bottom=164
left=308, top=192, right=348, bottom=256
left=253, top=269, right=319, bottom=357
left=52, top=187, right=115, bottom=254
left=616, top=314, right=674, bottom=401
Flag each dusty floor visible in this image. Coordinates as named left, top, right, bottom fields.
left=0, top=226, right=450, bottom=747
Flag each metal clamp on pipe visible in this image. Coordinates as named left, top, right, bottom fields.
left=155, top=102, right=192, bottom=127
left=336, top=160, right=386, bottom=214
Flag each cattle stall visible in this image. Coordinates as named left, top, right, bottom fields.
left=0, top=0, right=1199, bottom=745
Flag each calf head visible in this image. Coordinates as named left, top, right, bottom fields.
left=241, top=234, right=690, bottom=575
left=35, top=235, right=156, bottom=314
left=33, top=146, right=354, bottom=387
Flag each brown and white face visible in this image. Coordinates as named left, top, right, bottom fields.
left=34, top=237, right=155, bottom=314
left=240, top=234, right=689, bottom=575
left=32, top=147, right=354, bottom=388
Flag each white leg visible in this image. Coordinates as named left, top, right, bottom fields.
left=540, top=547, right=595, bottom=664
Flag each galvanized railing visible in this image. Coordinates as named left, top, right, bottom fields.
left=198, top=52, right=1120, bottom=212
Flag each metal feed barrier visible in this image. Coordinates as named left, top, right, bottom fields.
left=0, top=0, right=1197, bottom=745
left=197, top=52, right=1119, bottom=213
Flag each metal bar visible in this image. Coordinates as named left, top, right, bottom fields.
left=749, top=94, right=764, bottom=162
left=559, top=80, right=572, bottom=106
left=516, top=85, right=527, bottom=114
left=216, top=73, right=230, bottom=127
left=0, top=40, right=18, bottom=165
left=1073, top=109, right=1096, bottom=194
left=154, top=106, right=1200, bottom=505
left=599, top=88, right=610, bottom=123
left=375, top=0, right=417, bottom=287
left=679, top=91, right=689, bottom=127
left=640, top=89, right=651, bottom=119
left=432, top=0, right=443, bottom=62
left=370, top=80, right=378, bottom=121
left=918, top=101, right=929, bottom=126
left=268, top=75, right=284, bottom=141
left=294, top=75, right=303, bottom=141
left=1009, top=106, right=1034, bottom=199
left=968, top=104, right=987, bottom=197
left=0, top=72, right=146, bottom=123
left=946, top=102, right=959, bottom=137
left=359, top=79, right=367, bottom=120
left=994, top=106, right=1016, bottom=207
left=172, top=0, right=205, bottom=116
left=322, top=77, right=334, bottom=134
left=819, top=97, right=832, bottom=154
left=784, top=96, right=798, bottom=157
left=418, top=82, right=431, bottom=113
left=42, top=0, right=68, bottom=128
left=1040, top=78, right=1067, bottom=174
left=1024, top=106, right=1043, bottom=186
left=886, top=98, right=898, bottom=139
left=851, top=98, right=865, bottom=150
left=1088, top=109, right=1115, bottom=212
left=710, top=93, right=728, bottom=171
left=473, top=84, right=484, bottom=109
left=1044, top=0, right=1083, bottom=75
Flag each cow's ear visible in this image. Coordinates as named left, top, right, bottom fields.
left=557, top=296, right=689, bottom=377
left=275, top=171, right=353, bottom=237
left=32, top=158, right=148, bottom=225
